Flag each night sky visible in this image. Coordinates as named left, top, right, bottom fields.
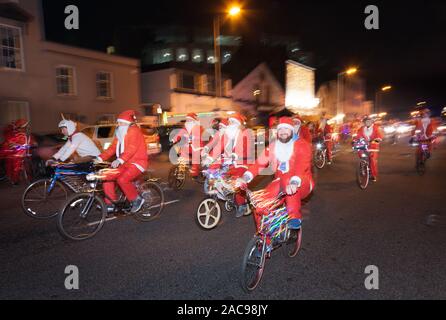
left=42, top=0, right=446, bottom=117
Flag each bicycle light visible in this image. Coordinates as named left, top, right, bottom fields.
left=86, top=173, right=97, bottom=181
left=316, top=143, right=322, bottom=149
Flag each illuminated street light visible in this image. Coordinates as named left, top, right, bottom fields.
left=228, top=6, right=241, bottom=16
left=337, top=67, right=358, bottom=118
left=214, top=5, right=243, bottom=110
left=345, top=67, right=358, bottom=75
left=375, top=85, right=393, bottom=114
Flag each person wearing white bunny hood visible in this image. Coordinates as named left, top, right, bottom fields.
left=49, top=119, right=100, bottom=164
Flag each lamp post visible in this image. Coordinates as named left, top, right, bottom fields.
left=375, top=85, right=392, bottom=114
left=337, top=67, right=357, bottom=120
left=214, top=5, right=242, bottom=110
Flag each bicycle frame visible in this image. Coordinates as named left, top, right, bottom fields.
left=47, top=163, right=94, bottom=194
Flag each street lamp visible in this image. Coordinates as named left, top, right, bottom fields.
left=337, top=67, right=358, bottom=120
left=214, top=5, right=242, bottom=110
left=375, top=85, right=393, bottom=114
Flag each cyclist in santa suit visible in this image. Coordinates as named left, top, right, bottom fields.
left=237, top=117, right=314, bottom=231
left=355, top=116, right=383, bottom=182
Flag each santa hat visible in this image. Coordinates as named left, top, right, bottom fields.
left=117, top=110, right=137, bottom=124
left=13, top=119, right=29, bottom=129
left=277, top=117, right=296, bottom=132
left=219, top=118, right=229, bottom=128
left=228, top=113, right=246, bottom=125
left=186, top=113, right=199, bottom=122
left=292, top=116, right=303, bottom=126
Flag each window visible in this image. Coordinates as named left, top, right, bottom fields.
left=153, top=48, right=173, bottom=64
left=96, top=72, right=113, bottom=99
left=56, top=66, right=76, bottom=96
left=0, top=24, right=24, bottom=70
left=192, top=49, right=203, bottom=63
left=207, top=50, right=216, bottom=64
left=222, top=52, right=232, bottom=64
left=0, top=101, right=29, bottom=127
left=206, top=75, right=215, bottom=94
left=97, top=126, right=115, bottom=139
left=177, top=72, right=196, bottom=91
left=176, top=48, right=189, bottom=62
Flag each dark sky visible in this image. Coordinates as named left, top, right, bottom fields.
left=42, top=0, right=446, bottom=117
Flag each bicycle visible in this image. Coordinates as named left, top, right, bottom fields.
left=411, top=137, right=435, bottom=176
left=168, top=157, right=206, bottom=190
left=352, top=138, right=372, bottom=190
left=21, top=161, right=97, bottom=219
left=240, top=188, right=302, bottom=292
left=0, top=143, right=35, bottom=185
left=57, top=163, right=165, bottom=241
left=313, top=137, right=327, bottom=169
left=195, top=165, right=238, bottom=230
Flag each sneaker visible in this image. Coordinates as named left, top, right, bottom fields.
left=288, top=219, right=302, bottom=230
left=327, top=161, right=332, bottom=165
left=106, top=204, right=116, bottom=214
left=131, top=196, right=145, bottom=213
left=371, top=176, right=377, bottom=182
left=236, top=205, right=248, bottom=218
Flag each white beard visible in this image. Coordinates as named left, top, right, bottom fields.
left=185, top=122, right=194, bottom=133
left=226, top=125, right=239, bottom=141
left=364, top=125, right=374, bottom=140
left=275, top=140, right=294, bottom=163
left=116, top=125, right=129, bottom=157
left=422, top=117, right=431, bottom=128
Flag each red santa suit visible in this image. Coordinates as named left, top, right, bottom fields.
left=356, top=123, right=383, bottom=178
left=317, top=119, right=333, bottom=161
left=172, top=113, right=204, bottom=177
left=98, top=110, right=148, bottom=203
left=204, top=114, right=254, bottom=206
left=243, top=118, right=314, bottom=228
left=0, top=119, right=34, bottom=184
left=413, top=117, right=437, bottom=154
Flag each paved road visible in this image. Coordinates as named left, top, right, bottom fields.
left=1, top=137, right=446, bottom=300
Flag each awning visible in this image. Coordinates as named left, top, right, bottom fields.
left=0, top=1, right=34, bottom=22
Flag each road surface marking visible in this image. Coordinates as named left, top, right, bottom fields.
left=86, top=199, right=180, bottom=226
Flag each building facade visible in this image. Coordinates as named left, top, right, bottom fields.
left=141, top=65, right=234, bottom=125
left=231, top=62, right=285, bottom=125
left=0, top=0, right=140, bottom=134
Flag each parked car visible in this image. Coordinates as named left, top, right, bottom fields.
left=157, top=124, right=183, bottom=152
left=81, top=123, right=162, bottom=155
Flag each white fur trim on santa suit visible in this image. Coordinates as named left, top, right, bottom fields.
left=117, top=119, right=132, bottom=125
left=277, top=123, right=295, bottom=132
left=289, top=176, right=302, bottom=187
left=243, top=171, right=254, bottom=183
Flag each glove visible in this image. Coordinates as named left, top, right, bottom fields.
left=286, top=184, right=299, bottom=196
left=111, top=159, right=122, bottom=169
left=45, top=158, right=57, bottom=167
left=235, top=178, right=248, bottom=190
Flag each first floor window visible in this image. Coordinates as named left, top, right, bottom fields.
left=0, top=24, right=24, bottom=70
left=56, top=66, right=76, bottom=96
left=96, top=72, right=113, bottom=99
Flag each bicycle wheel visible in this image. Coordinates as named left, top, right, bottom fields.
left=240, top=236, right=266, bottom=293
left=357, top=160, right=370, bottom=190
left=22, top=178, right=68, bottom=219
left=195, top=197, right=222, bottom=230
left=168, top=165, right=186, bottom=190
left=134, top=181, right=165, bottom=222
left=58, top=193, right=107, bottom=241
left=416, top=153, right=426, bottom=176
left=314, top=149, right=326, bottom=169
left=283, top=228, right=303, bottom=258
